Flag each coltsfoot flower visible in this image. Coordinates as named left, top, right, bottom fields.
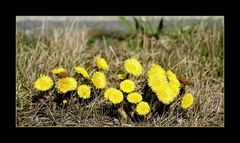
left=34, top=75, right=54, bottom=91
left=120, top=79, right=136, bottom=93
left=136, top=101, right=150, bottom=115
left=124, top=58, right=143, bottom=76
left=57, top=77, right=77, bottom=93
left=95, top=56, right=109, bottom=71
left=127, top=92, right=142, bottom=104
left=74, top=67, right=89, bottom=79
left=77, top=85, right=91, bottom=99
left=91, top=72, right=106, bottom=89
left=181, top=93, right=194, bottom=109
left=104, top=88, right=123, bottom=104
left=52, top=68, right=66, bottom=74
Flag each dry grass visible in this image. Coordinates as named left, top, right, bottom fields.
left=16, top=21, right=224, bottom=127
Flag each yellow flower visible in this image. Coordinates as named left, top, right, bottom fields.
left=96, top=56, right=109, bottom=71
left=91, top=72, right=106, bottom=89
left=52, top=68, right=66, bottom=74
left=120, top=79, right=135, bottom=93
left=136, top=101, right=150, bottom=115
left=148, top=75, right=167, bottom=93
left=104, top=88, right=116, bottom=99
left=127, top=92, right=142, bottom=104
left=63, top=99, right=68, bottom=104
left=167, top=70, right=180, bottom=87
left=155, top=83, right=180, bottom=105
left=34, top=75, right=54, bottom=91
left=57, top=77, right=77, bottom=93
left=74, top=67, right=89, bottom=78
left=181, top=93, right=194, bottom=109
left=156, top=88, right=174, bottom=105
left=168, top=82, right=180, bottom=99
left=147, top=64, right=181, bottom=105
left=108, top=89, right=124, bottom=104
left=147, top=64, right=166, bottom=78
left=77, top=85, right=91, bottom=99
left=147, top=64, right=167, bottom=92
left=167, top=70, right=181, bottom=99
left=117, top=74, right=126, bottom=80
left=124, top=58, right=143, bottom=76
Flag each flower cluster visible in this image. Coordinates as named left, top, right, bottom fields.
left=147, top=64, right=181, bottom=105
left=33, top=56, right=194, bottom=121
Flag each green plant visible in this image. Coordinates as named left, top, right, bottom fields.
left=119, top=16, right=164, bottom=39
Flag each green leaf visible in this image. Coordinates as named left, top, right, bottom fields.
left=119, top=16, right=135, bottom=34
left=146, top=20, right=154, bottom=36
left=155, top=17, right=164, bottom=38
left=133, top=17, right=140, bottom=32
left=182, top=23, right=198, bottom=34
left=138, top=19, right=145, bottom=34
